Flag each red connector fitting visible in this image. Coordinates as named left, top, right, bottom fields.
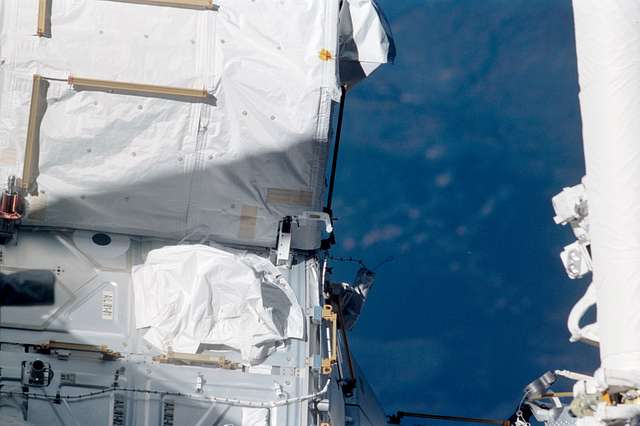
left=0, top=191, right=23, bottom=221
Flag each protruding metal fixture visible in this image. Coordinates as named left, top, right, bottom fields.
left=524, top=371, right=557, bottom=400
left=321, top=304, right=337, bottom=375
left=0, top=176, right=23, bottom=221
left=560, top=241, right=592, bottom=279
left=21, top=359, right=53, bottom=387
left=0, top=176, right=24, bottom=244
left=276, top=216, right=293, bottom=266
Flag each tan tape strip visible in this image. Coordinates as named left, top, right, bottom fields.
left=101, top=0, right=216, bottom=9
left=238, top=205, right=257, bottom=240
left=68, top=76, right=210, bottom=100
left=266, top=188, right=313, bottom=207
left=37, top=0, right=52, bottom=38
left=22, top=75, right=50, bottom=195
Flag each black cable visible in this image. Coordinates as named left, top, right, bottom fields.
left=0, top=386, right=248, bottom=404
left=327, top=255, right=367, bottom=268
left=0, top=387, right=186, bottom=402
left=388, top=411, right=510, bottom=426
left=325, top=85, right=347, bottom=214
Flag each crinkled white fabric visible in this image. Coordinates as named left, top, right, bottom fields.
left=573, top=0, right=640, bottom=384
left=0, top=0, right=342, bottom=247
left=132, top=244, right=303, bottom=363
left=338, top=0, right=395, bottom=86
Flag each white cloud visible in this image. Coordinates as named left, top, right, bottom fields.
left=425, top=144, right=446, bottom=161
left=480, top=197, right=496, bottom=217
left=435, top=172, right=453, bottom=188
left=407, top=207, right=422, bottom=219
left=413, top=232, right=429, bottom=244
left=342, top=237, right=356, bottom=252
left=361, top=224, right=404, bottom=248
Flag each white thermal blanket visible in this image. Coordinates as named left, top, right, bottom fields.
left=132, top=244, right=303, bottom=363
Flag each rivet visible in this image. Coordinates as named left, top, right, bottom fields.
left=137, top=105, right=143, bottom=110
left=131, top=152, right=137, bottom=157
left=242, top=110, right=248, bottom=116
left=86, top=148, right=92, bottom=153
left=270, top=115, right=276, bottom=120
left=144, top=34, right=149, bottom=39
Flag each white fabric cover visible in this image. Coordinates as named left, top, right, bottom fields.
left=132, top=244, right=304, bottom=363
left=0, top=0, right=341, bottom=247
left=338, top=0, right=395, bottom=87
left=572, top=0, right=640, bottom=385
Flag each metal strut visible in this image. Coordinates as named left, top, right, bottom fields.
left=322, top=85, right=347, bottom=249
left=334, top=296, right=357, bottom=396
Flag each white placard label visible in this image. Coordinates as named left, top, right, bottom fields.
left=102, top=290, right=114, bottom=320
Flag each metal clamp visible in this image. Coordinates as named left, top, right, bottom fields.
left=321, top=305, right=337, bottom=375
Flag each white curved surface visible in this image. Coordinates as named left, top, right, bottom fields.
left=573, top=0, right=640, bottom=384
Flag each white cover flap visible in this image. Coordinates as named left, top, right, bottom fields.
left=338, top=0, right=395, bottom=86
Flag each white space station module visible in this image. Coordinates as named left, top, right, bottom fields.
left=512, top=2, right=640, bottom=426
left=0, top=0, right=394, bottom=425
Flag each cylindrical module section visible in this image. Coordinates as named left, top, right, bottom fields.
left=573, top=0, right=640, bottom=385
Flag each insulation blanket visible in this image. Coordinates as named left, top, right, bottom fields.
left=572, top=0, right=640, bottom=385
left=132, top=244, right=304, bottom=363
left=0, top=0, right=341, bottom=247
left=0, top=0, right=393, bottom=248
